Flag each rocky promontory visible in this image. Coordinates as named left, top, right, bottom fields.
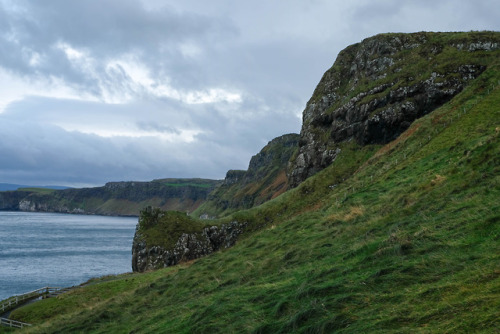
left=288, top=31, right=500, bottom=187
left=132, top=208, right=247, bottom=272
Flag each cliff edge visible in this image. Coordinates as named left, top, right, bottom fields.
left=288, top=31, right=500, bottom=187
left=193, top=133, right=299, bottom=218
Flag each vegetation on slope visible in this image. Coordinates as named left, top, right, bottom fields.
left=311, top=31, right=500, bottom=112
left=288, top=31, right=500, bottom=187
left=193, top=134, right=299, bottom=218
left=138, top=207, right=205, bottom=250
left=8, top=50, right=500, bottom=333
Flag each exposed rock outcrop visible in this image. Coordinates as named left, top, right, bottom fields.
left=0, top=191, right=32, bottom=211
left=132, top=213, right=247, bottom=272
left=223, top=170, right=247, bottom=186
left=195, top=133, right=299, bottom=218
left=288, top=32, right=500, bottom=187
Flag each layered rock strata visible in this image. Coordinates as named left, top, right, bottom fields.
left=288, top=32, right=499, bottom=187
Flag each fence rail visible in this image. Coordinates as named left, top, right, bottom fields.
left=1, top=287, right=62, bottom=314
left=1, top=286, right=69, bottom=328
left=0, top=317, right=32, bottom=328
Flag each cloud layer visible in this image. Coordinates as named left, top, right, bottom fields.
left=1, top=0, right=499, bottom=186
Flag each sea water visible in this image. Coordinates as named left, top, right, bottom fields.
left=0, top=211, right=138, bottom=301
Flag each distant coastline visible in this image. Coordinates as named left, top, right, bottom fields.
left=0, top=179, right=219, bottom=217
left=0, top=183, right=70, bottom=192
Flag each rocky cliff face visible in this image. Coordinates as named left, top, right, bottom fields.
left=132, top=208, right=247, bottom=272
left=245, top=134, right=299, bottom=182
left=194, top=133, right=299, bottom=218
left=288, top=31, right=500, bottom=187
left=0, top=191, right=33, bottom=211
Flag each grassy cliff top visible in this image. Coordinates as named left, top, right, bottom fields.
left=310, top=31, right=500, bottom=112
left=136, top=207, right=206, bottom=250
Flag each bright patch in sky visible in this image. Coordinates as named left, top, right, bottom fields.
left=58, top=42, right=86, bottom=61
left=56, top=124, right=202, bottom=143
left=0, top=68, right=98, bottom=113
left=183, top=88, right=242, bottom=104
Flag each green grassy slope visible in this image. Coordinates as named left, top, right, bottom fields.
left=8, top=52, right=500, bottom=333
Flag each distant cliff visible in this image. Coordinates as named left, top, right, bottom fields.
left=288, top=31, right=500, bottom=187
left=0, top=132, right=302, bottom=218
left=193, top=133, right=299, bottom=218
left=0, top=190, right=33, bottom=211
left=0, top=179, right=220, bottom=216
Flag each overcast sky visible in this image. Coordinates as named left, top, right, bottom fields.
left=0, top=0, right=498, bottom=187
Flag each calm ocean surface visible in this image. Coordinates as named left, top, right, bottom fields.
left=0, top=211, right=138, bottom=301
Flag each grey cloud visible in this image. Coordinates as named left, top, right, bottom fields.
left=7, top=0, right=230, bottom=53
left=0, top=0, right=237, bottom=96
left=0, top=117, right=229, bottom=186
left=136, top=121, right=180, bottom=134
left=349, top=0, right=500, bottom=36
left=0, top=0, right=499, bottom=187
left=0, top=94, right=298, bottom=186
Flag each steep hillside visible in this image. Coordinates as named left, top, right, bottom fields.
left=0, top=179, right=220, bottom=216
left=288, top=31, right=500, bottom=187
left=6, top=31, right=500, bottom=333
left=193, top=133, right=299, bottom=218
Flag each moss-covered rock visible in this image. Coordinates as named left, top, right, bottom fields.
left=288, top=31, right=500, bottom=187
left=132, top=207, right=247, bottom=272
left=194, top=133, right=299, bottom=218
